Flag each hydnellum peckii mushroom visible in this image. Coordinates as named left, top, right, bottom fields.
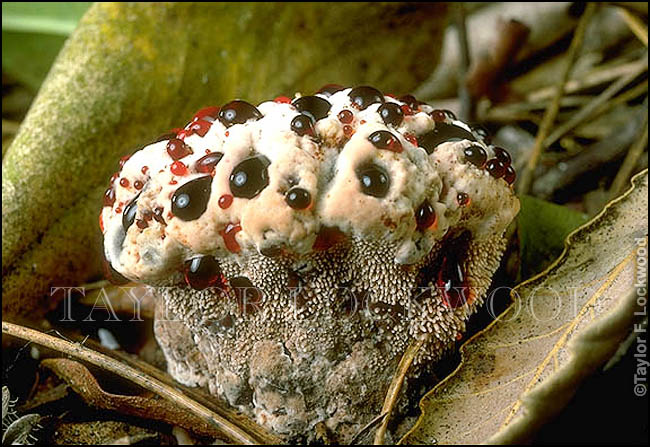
left=100, top=85, right=519, bottom=442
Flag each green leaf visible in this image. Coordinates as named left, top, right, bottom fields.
left=2, top=2, right=92, bottom=91
left=1, top=2, right=448, bottom=321
left=518, top=194, right=589, bottom=278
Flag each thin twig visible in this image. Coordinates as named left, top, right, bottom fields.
left=526, top=57, right=647, bottom=103
left=531, top=102, right=647, bottom=199
left=618, top=7, right=648, bottom=46
left=2, top=321, right=271, bottom=445
left=373, top=338, right=425, bottom=445
left=609, top=103, right=649, bottom=198
left=543, top=55, right=647, bottom=147
left=518, top=2, right=597, bottom=195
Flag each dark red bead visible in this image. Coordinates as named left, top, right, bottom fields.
left=171, top=176, right=213, bottom=221
left=436, top=232, right=471, bottom=308
left=193, top=106, right=220, bottom=122
left=103, top=187, right=116, bottom=207
left=356, top=164, right=390, bottom=198
left=219, top=100, right=263, bottom=127
left=398, top=94, right=420, bottom=110
left=348, top=86, right=384, bottom=110
left=184, top=256, right=224, bottom=291
left=419, top=123, right=476, bottom=154
left=291, top=114, right=316, bottom=136
left=167, top=138, right=192, bottom=160
left=218, top=194, right=233, bottom=209
left=119, top=155, right=131, bottom=168
left=493, top=146, right=512, bottom=166
left=430, top=109, right=456, bottom=122
left=377, top=102, right=404, bottom=127
left=504, top=165, right=517, bottom=185
left=220, top=222, right=242, bottom=253
left=486, top=159, right=506, bottom=178
left=368, top=130, right=403, bottom=153
left=463, top=145, right=487, bottom=167
left=457, top=192, right=470, bottom=207
left=338, top=109, right=354, bottom=124
left=122, top=198, right=138, bottom=231
left=187, top=119, right=212, bottom=137
left=229, top=155, right=271, bottom=199
left=316, top=84, right=345, bottom=96
left=292, top=96, right=331, bottom=121
left=170, top=161, right=188, bottom=176
left=437, top=255, right=468, bottom=308
left=416, top=200, right=437, bottom=231
left=119, top=178, right=129, bottom=188
left=285, top=187, right=311, bottom=209
left=195, top=152, right=224, bottom=174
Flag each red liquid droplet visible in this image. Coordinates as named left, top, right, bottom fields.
left=313, top=226, right=347, bottom=251
left=404, top=133, right=418, bottom=147
left=119, top=178, right=130, bottom=188
left=170, top=161, right=188, bottom=176
left=153, top=207, right=166, bottom=225
left=485, top=159, right=506, bottom=178
left=437, top=255, right=469, bottom=308
left=184, top=256, right=225, bottom=290
left=220, top=222, right=242, bottom=253
left=196, top=152, right=224, bottom=174
left=167, top=138, right=192, bottom=160
left=343, top=125, right=354, bottom=138
left=103, top=187, right=116, bottom=207
left=115, top=207, right=122, bottom=214
left=368, top=130, right=403, bottom=153
left=188, top=119, right=212, bottom=137
left=430, top=109, right=448, bottom=122
left=274, top=96, right=292, bottom=104
left=136, top=219, right=148, bottom=229
left=416, top=200, right=437, bottom=231
left=111, top=172, right=119, bottom=183
left=401, top=104, right=414, bottom=116
left=98, top=212, right=104, bottom=232
left=218, top=194, right=233, bottom=209
left=134, top=180, right=144, bottom=190
left=193, top=106, right=220, bottom=122
left=338, top=109, right=354, bottom=124
left=457, top=192, right=470, bottom=207
left=504, top=165, right=517, bottom=185
left=141, top=165, right=149, bottom=175
left=119, top=155, right=131, bottom=168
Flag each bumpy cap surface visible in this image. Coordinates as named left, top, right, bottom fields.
left=101, top=87, right=518, bottom=284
